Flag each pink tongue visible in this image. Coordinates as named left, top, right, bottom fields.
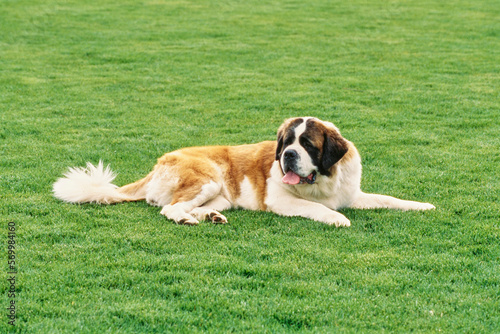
left=282, top=171, right=301, bottom=185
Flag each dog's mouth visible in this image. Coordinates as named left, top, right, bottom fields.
left=282, top=169, right=317, bottom=185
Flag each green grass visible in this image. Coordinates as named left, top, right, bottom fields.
left=1, top=0, right=499, bottom=332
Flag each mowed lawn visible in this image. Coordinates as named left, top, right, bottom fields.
left=1, top=0, right=499, bottom=332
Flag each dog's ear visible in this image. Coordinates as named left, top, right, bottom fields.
left=321, top=130, right=349, bottom=173
left=275, top=128, right=284, bottom=161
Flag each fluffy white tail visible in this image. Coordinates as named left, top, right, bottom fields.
left=53, top=161, right=140, bottom=204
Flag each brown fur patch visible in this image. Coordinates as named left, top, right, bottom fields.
left=301, top=119, right=326, bottom=148
left=117, top=172, right=153, bottom=201
left=153, top=142, right=276, bottom=209
left=339, top=140, right=357, bottom=163
left=228, top=141, right=276, bottom=210
left=157, top=149, right=222, bottom=204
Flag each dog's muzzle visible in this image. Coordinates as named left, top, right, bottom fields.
left=281, top=149, right=316, bottom=185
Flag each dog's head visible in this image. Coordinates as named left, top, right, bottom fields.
left=275, top=117, right=349, bottom=185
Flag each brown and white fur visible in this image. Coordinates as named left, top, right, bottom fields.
left=53, top=117, right=435, bottom=227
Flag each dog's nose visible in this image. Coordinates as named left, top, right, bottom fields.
left=284, top=150, right=298, bottom=161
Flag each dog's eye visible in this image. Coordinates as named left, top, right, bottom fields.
left=301, top=138, right=314, bottom=149
left=284, top=136, right=295, bottom=147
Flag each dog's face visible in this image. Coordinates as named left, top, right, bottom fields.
left=275, top=117, right=349, bottom=185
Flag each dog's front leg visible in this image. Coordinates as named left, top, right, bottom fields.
left=266, top=194, right=350, bottom=227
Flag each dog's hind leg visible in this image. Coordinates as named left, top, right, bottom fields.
left=190, top=196, right=231, bottom=224
left=160, top=181, right=222, bottom=225
left=350, top=192, right=435, bottom=211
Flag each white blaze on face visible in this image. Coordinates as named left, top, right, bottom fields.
left=280, top=118, right=317, bottom=183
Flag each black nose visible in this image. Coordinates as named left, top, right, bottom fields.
left=284, top=150, right=298, bottom=161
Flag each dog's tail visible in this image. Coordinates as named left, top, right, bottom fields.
left=53, top=161, right=151, bottom=204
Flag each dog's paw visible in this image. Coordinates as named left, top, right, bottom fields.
left=323, top=212, right=351, bottom=227
left=190, top=208, right=228, bottom=224
left=177, top=217, right=200, bottom=225
left=417, top=203, right=436, bottom=210
left=161, top=205, right=199, bottom=225
left=405, top=202, right=436, bottom=211
left=209, top=211, right=228, bottom=224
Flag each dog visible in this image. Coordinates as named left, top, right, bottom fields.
left=53, top=117, right=435, bottom=227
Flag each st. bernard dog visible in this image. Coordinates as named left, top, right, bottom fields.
left=53, top=117, right=435, bottom=227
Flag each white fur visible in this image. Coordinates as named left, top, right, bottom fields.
left=53, top=161, right=131, bottom=204
left=234, top=176, right=260, bottom=210
left=266, top=162, right=351, bottom=227
left=351, top=193, right=436, bottom=211
left=160, top=181, right=223, bottom=225
left=145, top=165, right=178, bottom=207
left=189, top=196, right=232, bottom=224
